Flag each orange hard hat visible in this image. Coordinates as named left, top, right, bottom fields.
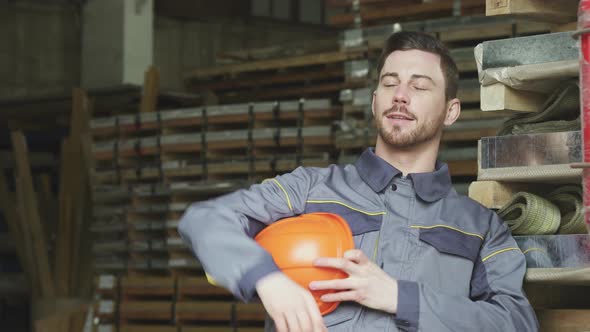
left=254, top=212, right=354, bottom=315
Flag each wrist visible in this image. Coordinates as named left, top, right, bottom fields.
left=382, top=278, right=399, bottom=314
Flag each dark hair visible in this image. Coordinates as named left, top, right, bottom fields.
left=376, top=31, right=459, bottom=101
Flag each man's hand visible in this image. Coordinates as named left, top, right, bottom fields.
left=310, top=249, right=398, bottom=314
left=256, top=271, right=328, bottom=332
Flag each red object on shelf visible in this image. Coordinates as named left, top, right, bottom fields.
left=255, top=213, right=354, bottom=315
left=580, top=0, right=590, bottom=233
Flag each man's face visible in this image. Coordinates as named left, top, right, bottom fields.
left=372, top=49, right=448, bottom=148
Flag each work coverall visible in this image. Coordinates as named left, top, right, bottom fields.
left=179, top=148, right=539, bottom=331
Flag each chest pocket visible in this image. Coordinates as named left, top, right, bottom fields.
left=411, top=225, right=483, bottom=296
left=304, top=200, right=383, bottom=235
left=416, top=225, right=483, bottom=262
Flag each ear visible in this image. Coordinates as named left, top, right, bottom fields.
left=371, top=90, right=377, bottom=118
left=443, top=98, right=461, bottom=126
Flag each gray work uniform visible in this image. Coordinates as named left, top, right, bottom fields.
left=178, top=148, right=539, bottom=331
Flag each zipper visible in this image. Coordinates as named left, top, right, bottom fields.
left=353, top=226, right=382, bottom=331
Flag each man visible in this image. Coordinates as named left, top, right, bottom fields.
left=179, top=31, right=538, bottom=331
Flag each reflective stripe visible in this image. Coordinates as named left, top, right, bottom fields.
left=264, top=178, right=293, bottom=212
left=522, top=247, right=545, bottom=255
left=482, top=247, right=520, bottom=262
left=206, top=272, right=219, bottom=286
left=410, top=224, right=484, bottom=241
left=306, top=200, right=386, bottom=216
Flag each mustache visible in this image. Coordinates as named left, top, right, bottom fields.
left=382, top=105, right=416, bottom=119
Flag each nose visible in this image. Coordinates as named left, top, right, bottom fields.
left=392, top=85, right=410, bottom=105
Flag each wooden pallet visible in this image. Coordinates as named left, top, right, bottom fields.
left=92, top=100, right=340, bottom=139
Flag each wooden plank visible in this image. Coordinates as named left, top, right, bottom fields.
left=0, top=172, right=31, bottom=280
left=244, top=81, right=365, bottom=101
left=458, top=109, right=512, bottom=121
left=121, top=276, right=175, bottom=298
left=11, top=131, right=55, bottom=298
left=457, top=86, right=481, bottom=104
left=438, top=21, right=551, bottom=42
left=189, top=66, right=344, bottom=91
left=442, top=128, right=499, bottom=142
left=182, top=328, right=263, bottom=332
left=55, top=138, right=73, bottom=297
left=119, top=301, right=173, bottom=321
left=177, top=277, right=232, bottom=299
left=120, top=326, right=177, bottom=332
left=481, top=83, right=547, bottom=112
left=175, top=301, right=233, bottom=322
left=235, top=303, right=267, bottom=322
left=468, top=180, right=531, bottom=209
left=325, top=0, right=399, bottom=8
left=0, top=273, right=29, bottom=296
left=70, top=88, right=93, bottom=297
left=525, top=284, right=590, bottom=310
left=185, top=50, right=365, bottom=80
left=140, top=66, right=160, bottom=113
left=37, top=174, right=56, bottom=241
left=15, top=179, right=39, bottom=296
left=536, top=309, right=590, bottom=332
left=486, top=0, right=578, bottom=23
left=552, top=21, right=577, bottom=33
left=330, top=0, right=485, bottom=26
left=33, top=301, right=88, bottom=332
left=447, top=160, right=478, bottom=176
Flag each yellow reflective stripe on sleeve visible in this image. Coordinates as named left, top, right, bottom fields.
left=482, top=247, right=521, bottom=262
left=410, top=224, right=484, bottom=241
left=306, top=200, right=386, bottom=216
left=522, top=247, right=545, bottom=255
left=263, top=178, right=293, bottom=212
left=205, top=272, right=219, bottom=286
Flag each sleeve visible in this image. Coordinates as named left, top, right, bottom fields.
left=394, top=212, right=539, bottom=332
left=177, top=166, right=327, bottom=302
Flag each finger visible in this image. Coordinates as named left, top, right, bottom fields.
left=285, top=310, right=303, bottom=332
left=321, top=290, right=363, bottom=303
left=313, top=257, right=359, bottom=274
left=295, top=307, right=313, bottom=332
left=310, top=278, right=356, bottom=291
left=303, top=292, right=327, bottom=332
left=344, top=249, right=369, bottom=264
left=273, top=312, right=288, bottom=332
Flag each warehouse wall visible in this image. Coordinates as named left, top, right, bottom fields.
left=0, top=1, right=336, bottom=98
left=0, top=1, right=80, bottom=99
left=154, top=17, right=337, bottom=90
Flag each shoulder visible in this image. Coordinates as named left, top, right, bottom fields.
left=441, top=189, right=497, bottom=234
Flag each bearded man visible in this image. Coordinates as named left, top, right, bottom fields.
left=179, top=31, right=539, bottom=332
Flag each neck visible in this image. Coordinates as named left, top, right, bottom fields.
left=374, top=136, right=440, bottom=176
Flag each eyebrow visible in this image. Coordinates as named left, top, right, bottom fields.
left=380, top=72, right=436, bottom=86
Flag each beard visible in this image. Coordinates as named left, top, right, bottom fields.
left=375, top=105, right=446, bottom=148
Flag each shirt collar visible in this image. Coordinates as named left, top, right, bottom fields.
left=354, top=148, right=452, bottom=202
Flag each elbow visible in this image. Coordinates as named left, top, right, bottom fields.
left=177, top=202, right=204, bottom=243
